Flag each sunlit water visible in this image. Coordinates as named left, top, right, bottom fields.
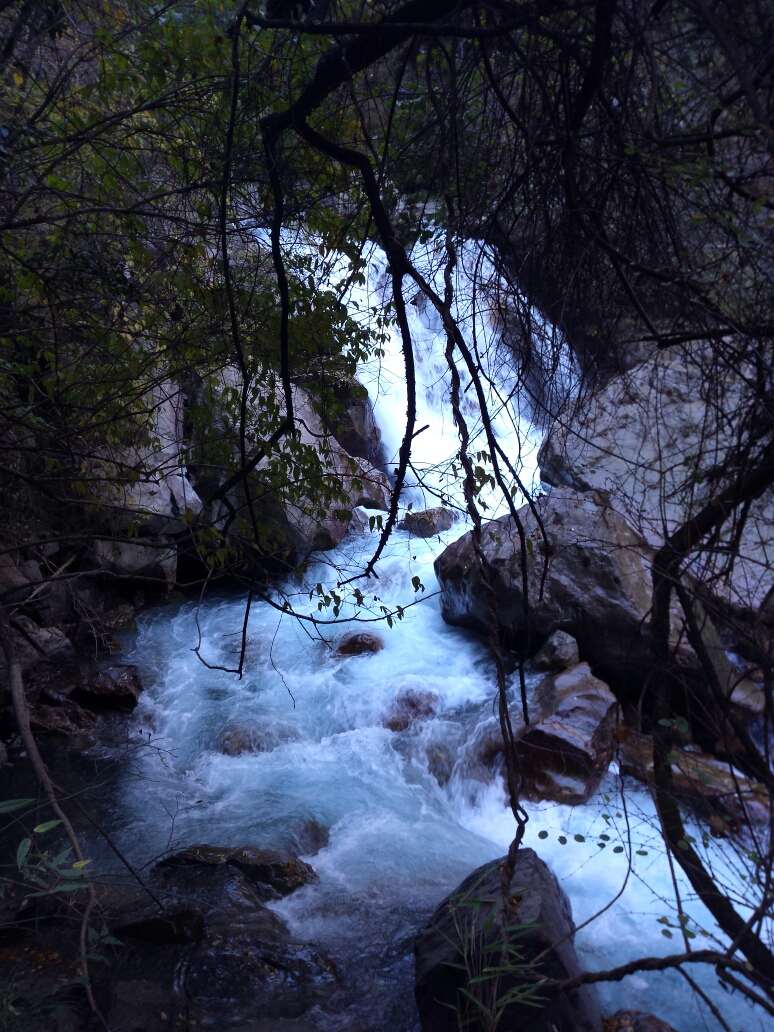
left=88, top=240, right=768, bottom=1032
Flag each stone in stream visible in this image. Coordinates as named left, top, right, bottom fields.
left=518, top=663, right=618, bottom=804
left=384, top=688, right=440, bottom=732
left=399, top=506, right=455, bottom=537
left=157, top=845, right=318, bottom=900
left=219, top=720, right=301, bottom=755
left=331, top=630, right=384, bottom=657
left=460, top=664, right=617, bottom=805
left=69, top=663, right=144, bottom=711
left=604, top=1011, right=679, bottom=1032
left=414, top=848, right=602, bottom=1032
left=106, top=854, right=336, bottom=1029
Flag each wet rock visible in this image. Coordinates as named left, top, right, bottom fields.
left=28, top=700, right=98, bottom=737
left=158, top=846, right=317, bottom=900
left=620, top=732, right=768, bottom=828
left=69, top=664, right=143, bottom=711
left=435, top=487, right=657, bottom=681
left=219, top=721, right=300, bottom=756
left=108, top=861, right=336, bottom=1028
left=113, top=909, right=204, bottom=946
left=426, top=742, right=455, bottom=786
left=183, top=933, right=337, bottom=1021
left=518, top=663, right=618, bottom=804
left=284, top=819, right=329, bottom=857
left=604, top=1011, right=678, bottom=1032
left=399, top=507, right=455, bottom=538
left=332, top=631, right=384, bottom=657
left=384, top=689, right=440, bottom=732
left=533, top=629, right=580, bottom=671
left=414, top=848, right=602, bottom=1032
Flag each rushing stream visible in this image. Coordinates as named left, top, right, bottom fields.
left=82, top=240, right=768, bottom=1032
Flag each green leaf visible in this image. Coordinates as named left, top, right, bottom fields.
left=538, top=830, right=548, bottom=839
left=17, top=838, right=32, bottom=866
left=574, top=834, right=585, bottom=842
left=675, top=717, right=690, bottom=734
left=34, top=820, right=63, bottom=834
left=0, top=798, right=35, bottom=814
left=558, top=836, right=567, bottom=845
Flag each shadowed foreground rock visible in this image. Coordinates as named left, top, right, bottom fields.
left=414, top=849, right=602, bottom=1032
left=104, top=845, right=335, bottom=1030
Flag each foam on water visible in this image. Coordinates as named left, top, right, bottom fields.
left=99, top=238, right=768, bottom=1031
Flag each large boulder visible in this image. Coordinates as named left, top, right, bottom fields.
left=414, top=849, right=602, bottom=1032
left=316, top=375, right=386, bottom=467
left=538, top=346, right=774, bottom=611
left=90, top=537, right=177, bottom=589
left=435, top=487, right=654, bottom=679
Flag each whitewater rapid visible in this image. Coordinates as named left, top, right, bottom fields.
left=96, top=238, right=766, bottom=1032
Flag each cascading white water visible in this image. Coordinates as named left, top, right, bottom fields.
left=98, top=237, right=767, bottom=1032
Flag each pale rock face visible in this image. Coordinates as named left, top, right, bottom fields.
left=91, top=537, right=177, bottom=587
left=281, top=387, right=391, bottom=552
left=538, top=346, right=774, bottom=610
left=94, top=381, right=202, bottom=536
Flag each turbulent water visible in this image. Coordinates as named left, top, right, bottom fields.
left=88, top=240, right=767, bottom=1032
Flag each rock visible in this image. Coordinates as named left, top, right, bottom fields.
left=90, top=537, right=177, bottom=589
left=331, top=631, right=384, bottom=657
left=620, top=732, right=768, bottom=828
left=384, top=689, right=440, bottom=731
left=219, top=720, right=300, bottom=755
left=28, top=700, right=98, bottom=737
left=283, top=819, right=329, bottom=857
left=435, top=486, right=658, bottom=681
left=93, top=381, right=203, bottom=538
left=0, top=741, right=8, bottom=769
left=604, top=1011, right=678, bottom=1032
left=109, top=980, right=184, bottom=1032
left=0, top=555, right=41, bottom=602
left=158, top=846, right=317, bottom=900
left=69, top=664, right=143, bottom=711
left=399, top=507, right=455, bottom=538
left=318, top=376, right=385, bottom=466
left=518, top=663, right=618, bottom=804
left=414, top=848, right=602, bottom=1032
left=538, top=346, right=774, bottom=611
left=533, top=629, right=580, bottom=671
left=113, top=909, right=205, bottom=945
left=193, top=383, right=391, bottom=560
